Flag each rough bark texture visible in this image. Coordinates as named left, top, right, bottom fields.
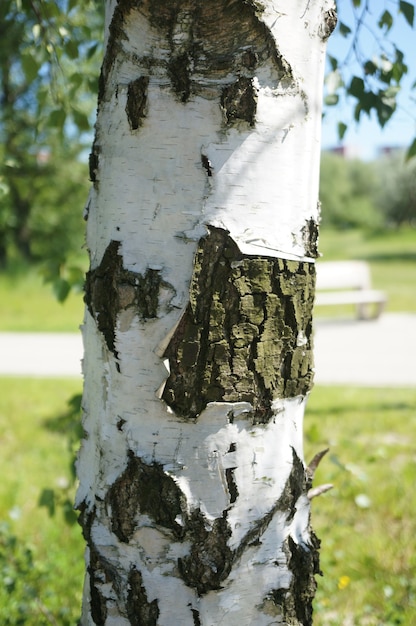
left=162, top=227, right=315, bottom=421
left=78, top=0, right=334, bottom=623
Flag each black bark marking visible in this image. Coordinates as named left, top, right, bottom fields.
left=191, top=607, right=202, bottom=625
left=221, top=76, right=258, bottom=126
left=178, top=510, right=233, bottom=595
left=225, top=442, right=238, bottom=504
left=201, top=154, right=213, bottom=176
left=84, top=240, right=162, bottom=362
left=260, top=450, right=321, bottom=625
left=162, top=227, right=315, bottom=421
left=126, top=76, right=149, bottom=130
left=78, top=505, right=122, bottom=625
left=89, top=546, right=108, bottom=626
left=301, top=218, right=320, bottom=259
left=89, top=147, right=99, bottom=183
left=168, top=52, right=191, bottom=102
left=127, top=567, right=160, bottom=626
left=107, top=453, right=184, bottom=543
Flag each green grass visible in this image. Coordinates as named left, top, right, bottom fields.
left=0, top=267, right=84, bottom=332
left=317, top=227, right=416, bottom=315
left=305, top=385, right=416, bottom=626
left=0, top=378, right=84, bottom=625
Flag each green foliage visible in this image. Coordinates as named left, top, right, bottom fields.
left=0, top=0, right=102, bottom=292
left=324, top=2, right=416, bottom=155
left=319, top=153, right=382, bottom=230
left=374, top=152, right=416, bottom=226
left=320, top=151, right=416, bottom=231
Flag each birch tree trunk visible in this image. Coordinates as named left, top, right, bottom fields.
left=77, top=1, right=336, bottom=624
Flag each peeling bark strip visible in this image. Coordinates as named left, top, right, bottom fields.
left=84, top=240, right=162, bottom=358
left=126, top=76, right=149, bottom=130
left=162, top=228, right=315, bottom=420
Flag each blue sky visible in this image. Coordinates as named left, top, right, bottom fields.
left=321, top=1, right=415, bottom=159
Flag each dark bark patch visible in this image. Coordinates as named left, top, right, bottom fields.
left=190, top=607, right=202, bottom=625
left=221, top=77, right=257, bottom=126
left=276, top=448, right=306, bottom=521
left=201, top=154, right=213, bottom=176
left=179, top=510, right=233, bottom=595
left=107, top=453, right=184, bottom=543
left=162, top=227, right=315, bottom=421
left=89, top=146, right=99, bottom=183
left=225, top=443, right=238, bottom=504
left=264, top=532, right=321, bottom=626
left=84, top=240, right=162, bottom=361
left=168, top=53, right=191, bottom=102
left=301, top=218, right=320, bottom=259
left=260, top=451, right=321, bottom=625
left=127, top=567, right=160, bottom=626
left=126, top=76, right=149, bottom=130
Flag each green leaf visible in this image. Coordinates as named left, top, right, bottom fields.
left=21, top=54, right=40, bottom=82
left=378, top=10, right=393, bottom=31
left=52, top=278, right=71, bottom=303
left=405, top=137, right=416, bottom=161
left=64, top=40, right=79, bottom=60
left=324, top=94, right=339, bottom=106
left=339, top=22, right=352, bottom=37
left=348, top=76, right=365, bottom=98
left=400, top=1, right=414, bottom=26
left=72, top=109, right=91, bottom=132
left=364, top=60, right=377, bottom=76
left=48, top=108, right=67, bottom=131
left=338, top=122, right=348, bottom=140
left=327, top=55, right=338, bottom=71
left=38, top=489, right=56, bottom=517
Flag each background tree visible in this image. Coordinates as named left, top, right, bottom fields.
left=0, top=0, right=102, bottom=281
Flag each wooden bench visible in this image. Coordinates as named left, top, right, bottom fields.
left=315, top=261, right=387, bottom=320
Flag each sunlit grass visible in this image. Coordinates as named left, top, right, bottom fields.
left=0, top=267, right=84, bottom=332
left=306, top=385, right=416, bottom=625
left=0, top=378, right=84, bottom=625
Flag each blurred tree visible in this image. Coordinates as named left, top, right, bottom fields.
left=319, top=152, right=381, bottom=230
left=376, top=151, right=416, bottom=226
left=0, top=0, right=103, bottom=273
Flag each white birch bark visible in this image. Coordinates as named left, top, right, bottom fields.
left=77, top=1, right=335, bottom=624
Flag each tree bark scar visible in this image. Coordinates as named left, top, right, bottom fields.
left=107, top=452, right=184, bottom=543
left=100, top=0, right=293, bottom=105
left=127, top=567, right=160, bottom=626
left=221, top=76, right=258, bottom=126
left=84, top=240, right=162, bottom=363
left=162, top=227, right=315, bottom=421
left=301, top=217, right=320, bottom=258
left=126, top=76, right=149, bottom=130
left=178, top=510, right=233, bottom=595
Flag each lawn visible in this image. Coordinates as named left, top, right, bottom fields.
left=0, top=379, right=415, bottom=624
left=0, top=378, right=84, bottom=625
